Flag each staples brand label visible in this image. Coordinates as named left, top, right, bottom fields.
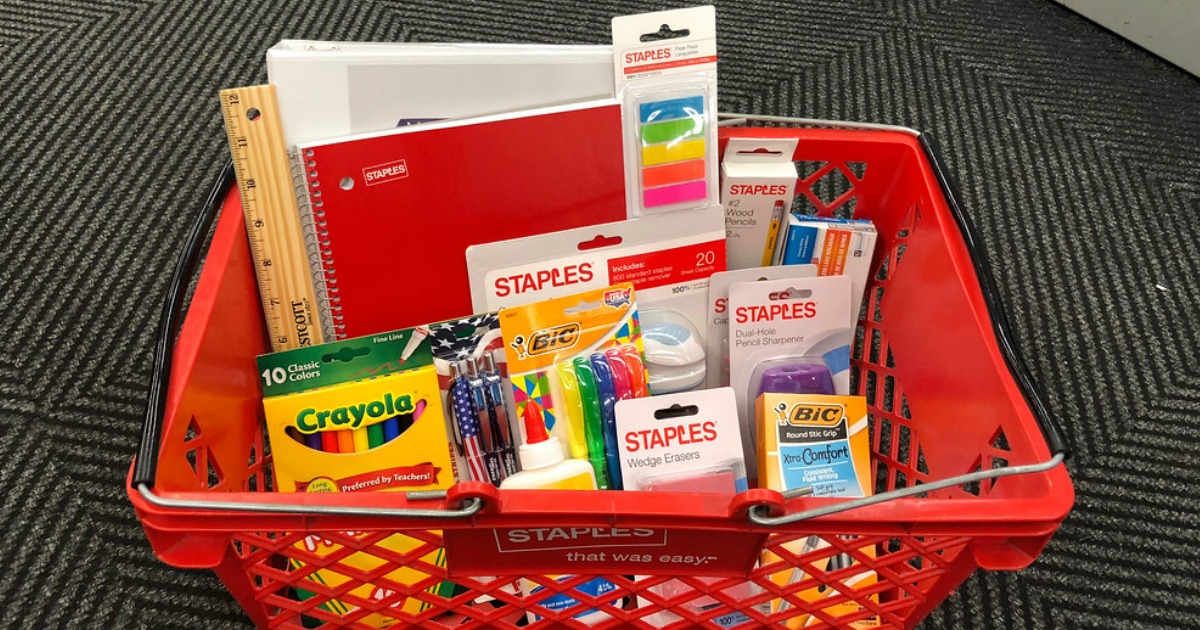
left=363, top=159, right=408, bottom=186
left=495, top=527, right=666, bottom=553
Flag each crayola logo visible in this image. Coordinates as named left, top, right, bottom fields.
left=296, top=392, right=413, bottom=432
left=527, top=323, right=580, bottom=356
left=786, top=403, right=845, bottom=426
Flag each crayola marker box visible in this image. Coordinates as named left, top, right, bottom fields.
left=757, top=393, right=878, bottom=628
left=262, top=365, right=455, bottom=625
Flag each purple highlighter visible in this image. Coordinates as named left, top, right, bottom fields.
left=756, top=361, right=835, bottom=396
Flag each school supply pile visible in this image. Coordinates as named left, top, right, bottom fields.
left=126, top=5, right=1074, bottom=630
left=223, top=5, right=887, bottom=626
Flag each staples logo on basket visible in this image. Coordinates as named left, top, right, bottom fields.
left=363, top=159, right=408, bottom=186
left=496, top=527, right=667, bottom=553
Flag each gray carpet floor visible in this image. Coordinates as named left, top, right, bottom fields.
left=2, top=0, right=1198, bottom=628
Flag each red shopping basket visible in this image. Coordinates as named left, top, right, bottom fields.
left=128, top=117, right=1073, bottom=629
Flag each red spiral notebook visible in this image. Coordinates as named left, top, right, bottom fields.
left=294, top=99, right=627, bottom=338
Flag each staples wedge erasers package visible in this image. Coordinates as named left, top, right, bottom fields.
left=268, top=40, right=614, bottom=145
left=468, top=206, right=725, bottom=395
left=704, top=266, right=817, bottom=389
left=727, top=275, right=853, bottom=479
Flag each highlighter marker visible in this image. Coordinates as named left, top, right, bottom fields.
left=572, top=357, right=611, bottom=489
left=605, top=351, right=634, bottom=401
left=336, top=430, right=355, bottom=453
left=320, top=431, right=339, bottom=453
left=367, top=423, right=385, bottom=449
left=762, top=199, right=786, bottom=266
left=481, top=354, right=518, bottom=476
left=555, top=361, right=589, bottom=460
left=589, top=353, right=623, bottom=490
left=618, top=345, right=650, bottom=398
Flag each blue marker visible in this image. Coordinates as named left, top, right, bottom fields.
left=589, top=352, right=623, bottom=490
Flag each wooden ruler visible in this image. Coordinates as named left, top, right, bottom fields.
left=220, top=85, right=325, bottom=351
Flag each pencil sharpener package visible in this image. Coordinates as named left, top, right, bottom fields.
left=467, top=205, right=725, bottom=396
left=704, top=266, right=819, bottom=389
left=259, top=363, right=455, bottom=625
left=498, top=283, right=650, bottom=490
left=726, top=275, right=854, bottom=480
left=612, top=5, right=719, bottom=216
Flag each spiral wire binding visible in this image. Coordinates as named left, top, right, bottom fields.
left=290, top=147, right=341, bottom=339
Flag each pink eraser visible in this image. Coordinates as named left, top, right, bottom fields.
left=643, top=470, right=737, bottom=494
left=643, top=180, right=707, bottom=208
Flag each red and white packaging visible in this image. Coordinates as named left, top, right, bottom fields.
left=720, top=137, right=799, bottom=269
left=704, top=265, right=818, bottom=389
left=612, top=6, right=719, bottom=217
left=466, top=206, right=725, bottom=392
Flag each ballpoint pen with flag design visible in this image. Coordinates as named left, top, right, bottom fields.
left=449, top=361, right=491, bottom=484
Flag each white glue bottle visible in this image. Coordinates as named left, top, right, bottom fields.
left=501, top=400, right=596, bottom=490
left=501, top=401, right=615, bottom=625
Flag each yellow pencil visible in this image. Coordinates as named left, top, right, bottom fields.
left=761, top=199, right=786, bottom=266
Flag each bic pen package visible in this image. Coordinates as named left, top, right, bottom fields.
left=426, top=312, right=519, bottom=487
left=499, top=283, right=650, bottom=490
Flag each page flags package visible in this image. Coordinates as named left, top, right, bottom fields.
left=469, top=206, right=724, bottom=396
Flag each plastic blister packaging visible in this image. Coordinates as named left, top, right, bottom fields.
left=625, top=80, right=718, bottom=215
left=612, top=6, right=719, bottom=217
left=640, top=307, right=706, bottom=394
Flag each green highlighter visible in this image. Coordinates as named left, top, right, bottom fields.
left=572, top=357, right=611, bottom=490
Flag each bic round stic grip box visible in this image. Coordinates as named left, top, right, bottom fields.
left=757, top=393, right=878, bottom=628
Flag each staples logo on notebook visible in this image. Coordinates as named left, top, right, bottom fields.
left=363, top=159, right=408, bottom=186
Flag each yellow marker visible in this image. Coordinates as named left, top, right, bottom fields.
left=352, top=427, right=370, bottom=452
left=762, top=199, right=786, bottom=266
left=642, top=138, right=706, bottom=166
left=555, top=362, right=589, bottom=460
